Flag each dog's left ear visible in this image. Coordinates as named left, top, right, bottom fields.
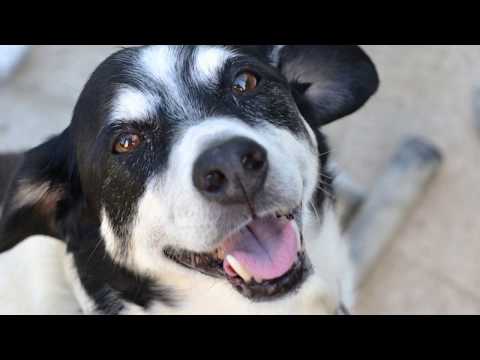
left=0, top=128, right=79, bottom=253
left=268, top=45, right=379, bottom=126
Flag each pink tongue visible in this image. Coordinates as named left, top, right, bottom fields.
left=222, top=217, right=299, bottom=280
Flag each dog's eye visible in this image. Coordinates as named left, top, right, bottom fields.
left=232, top=71, right=258, bottom=94
left=113, top=133, right=142, bottom=154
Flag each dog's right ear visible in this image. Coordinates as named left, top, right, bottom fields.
left=275, top=45, right=380, bottom=127
left=0, top=128, right=79, bottom=253
left=237, top=45, right=379, bottom=127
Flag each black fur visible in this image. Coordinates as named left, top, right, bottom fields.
left=277, top=45, right=379, bottom=126
left=0, top=130, right=78, bottom=252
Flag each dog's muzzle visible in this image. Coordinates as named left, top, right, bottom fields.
left=163, top=137, right=311, bottom=301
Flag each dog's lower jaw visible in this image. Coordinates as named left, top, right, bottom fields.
left=65, top=203, right=352, bottom=315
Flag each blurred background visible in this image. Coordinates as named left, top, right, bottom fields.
left=0, top=45, right=478, bottom=314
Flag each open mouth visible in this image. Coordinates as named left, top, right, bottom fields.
left=163, top=206, right=312, bottom=301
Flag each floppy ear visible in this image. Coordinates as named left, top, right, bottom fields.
left=272, top=45, right=379, bottom=126
left=0, top=128, right=79, bottom=253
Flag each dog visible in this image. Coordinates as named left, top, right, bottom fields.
left=0, top=45, right=379, bottom=315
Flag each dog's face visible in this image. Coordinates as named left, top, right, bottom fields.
left=0, top=45, right=378, bottom=306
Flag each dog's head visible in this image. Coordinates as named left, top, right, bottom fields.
left=0, top=46, right=378, bottom=304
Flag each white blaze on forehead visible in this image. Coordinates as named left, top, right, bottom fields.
left=139, top=45, right=189, bottom=115
left=110, top=87, right=157, bottom=122
left=140, top=46, right=178, bottom=86
left=270, top=45, right=286, bottom=66
left=128, top=45, right=236, bottom=120
left=193, top=46, right=234, bottom=85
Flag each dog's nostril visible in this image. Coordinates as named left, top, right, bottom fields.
left=204, top=170, right=226, bottom=193
left=241, top=150, right=266, bottom=172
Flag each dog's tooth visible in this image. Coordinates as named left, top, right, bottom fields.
left=293, top=222, right=302, bottom=250
left=226, top=255, right=253, bottom=283
left=254, top=276, right=264, bottom=283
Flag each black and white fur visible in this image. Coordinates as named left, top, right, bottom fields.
left=0, top=45, right=379, bottom=315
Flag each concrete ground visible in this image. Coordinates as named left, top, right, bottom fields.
left=0, top=45, right=478, bottom=314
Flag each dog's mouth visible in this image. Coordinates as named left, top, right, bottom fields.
left=163, top=206, right=312, bottom=301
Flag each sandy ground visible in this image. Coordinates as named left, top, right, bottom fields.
left=0, top=45, right=478, bottom=314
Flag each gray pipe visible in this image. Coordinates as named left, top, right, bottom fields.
left=346, top=137, right=443, bottom=287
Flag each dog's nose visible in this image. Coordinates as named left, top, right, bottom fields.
left=193, top=137, right=268, bottom=204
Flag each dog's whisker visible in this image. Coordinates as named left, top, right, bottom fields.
left=86, top=238, right=104, bottom=264
left=309, top=199, right=321, bottom=219
left=319, top=172, right=335, bottom=180
left=317, top=150, right=332, bottom=158
left=315, top=182, right=334, bottom=199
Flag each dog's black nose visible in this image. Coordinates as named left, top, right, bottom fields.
left=193, top=137, right=268, bottom=204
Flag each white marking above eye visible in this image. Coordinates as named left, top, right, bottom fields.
left=193, top=46, right=234, bottom=85
left=140, top=46, right=178, bottom=86
left=109, top=86, right=157, bottom=123
left=270, top=45, right=286, bottom=66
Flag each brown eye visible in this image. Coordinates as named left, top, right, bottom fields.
left=232, top=71, right=258, bottom=94
left=113, top=133, right=142, bottom=154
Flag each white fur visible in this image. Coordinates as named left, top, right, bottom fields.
left=304, top=204, right=355, bottom=308
left=270, top=45, right=286, bottom=66
left=100, top=208, right=125, bottom=264
left=110, top=86, right=158, bottom=123
left=138, top=45, right=236, bottom=119
left=141, top=46, right=178, bottom=86
left=0, top=236, right=80, bottom=314
left=140, top=46, right=190, bottom=117
left=64, top=254, right=96, bottom=314
left=193, top=46, right=233, bottom=85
